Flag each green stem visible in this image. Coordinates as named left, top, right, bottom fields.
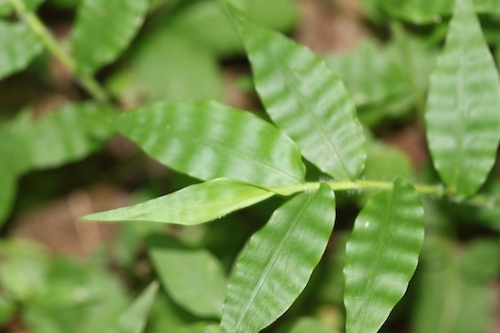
left=9, top=0, right=110, bottom=103
left=272, top=180, right=495, bottom=207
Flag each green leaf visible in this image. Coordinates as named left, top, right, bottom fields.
left=30, top=102, right=116, bottom=169
left=132, top=30, right=222, bottom=102
left=0, top=0, right=44, bottom=17
left=0, top=294, right=15, bottom=326
left=233, top=10, right=366, bottom=181
left=83, top=178, right=274, bottom=225
left=343, top=177, right=424, bottom=333
left=178, top=323, right=221, bottom=333
left=147, top=235, right=227, bottom=318
left=105, top=281, right=159, bottom=333
left=380, top=0, right=453, bottom=24
left=0, top=21, right=43, bottom=80
left=115, top=100, right=305, bottom=188
left=425, top=0, right=500, bottom=197
left=282, top=317, right=340, bottom=333
left=70, top=0, right=149, bottom=75
left=221, top=184, right=336, bottom=333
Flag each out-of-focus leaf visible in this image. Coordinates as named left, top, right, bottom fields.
left=425, top=0, right=500, bottom=198
left=115, top=100, right=305, bottom=188
left=22, top=256, right=130, bottom=333
left=344, top=177, right=424, bottom=333
left=0, top=21, right=43, bottom=80
left=228, top=0, right=298, bottom=32
left=324, top=39, right=408, bottom=107
left=147, top=235, right=227, bottom=318
left=30, top=102, right=116, bottom=169
left=460, top=239, right=500, bottom=284
left=83, top=178, right=274, bottom=225
left=221, top=184, right=336, bottom=333
left=233, top=10, right=366, bottom=181
left=411, top=237, right=497, bottom=333
left=281, top=317, right=340, bottom=333
left=70, top=0, right=149, bottom=75
left=380, top=0, right=453, bottom=24
left=178, top=323, right=220, bottom=333
left=132, top=30, right=222, bottom=102
left=0, top=239, right=49, bottom=301
left=0, top=294, right=16, bottom=325
left=0, top=0, right=45, bottom=17
left=105, top=281, right=159, bottom=333
left=362, top=140, right=413, bottom=182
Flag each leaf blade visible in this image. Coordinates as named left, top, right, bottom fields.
left=0, top=21, right=43, bottom=80
left=147, top=235, right=227, bottom=318
left=70, top=0, right=149, bottom=75
left=221, top=184, right=336, bottom=333
left=233, top=10, right=366, bottom=181
left=105, top=281, right=159, bottom=333
left=83, top=178, right=274, bottom=225
left=343, top=177, right=424, bottom=333
left=425, top=0, right=500, bottom=197
left=115, top=100, right=306, bottom=187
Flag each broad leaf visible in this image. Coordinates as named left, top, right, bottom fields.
left=343, top=177, right=424, bottom=333
left=70, top=0, right=149, bottom=75
left=233, top=10, right=366, bottom=181
left=221, top=184, right=335, bottom=333
left=425, top=0, right=500, bottom=197
left=115, top=100, right=305, bottom=187
left=105, top=281, right=159, bottom=333
left=0, top=0, right=44, bottom=17
left=0, top=21, right=43, bottom=80
left=147, top=235, right=227, bottom=318
left=83, top=178, right=274, bottom=225
left=30, top=103, right=116, bottom=169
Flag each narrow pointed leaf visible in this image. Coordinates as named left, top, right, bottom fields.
left=221, top=184, right=336, bottom=333
left=425, top=0, right=500, bottom=198
left=233, top=10, right=366, bottom=181
left=344, top=177, right=424, bottom=333
left=0, top=21, right=43, bottom=80
left=83, top=178, right=274, bottom=225
left=105, top=281, right=159, bottom=333
left=70, top=0, right=149, bottom=75
left=30, top=103, right=116, bottom=169
left=115, top=100, right=305, bottom=187
left=147, top=235, right=227, bottom=318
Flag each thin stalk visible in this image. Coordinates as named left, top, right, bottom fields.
left=271, top=179, right=495, bottom=208
left=9, top=0, right=110, bottom=103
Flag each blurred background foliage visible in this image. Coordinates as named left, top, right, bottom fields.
left=0, top=0, right=499, bottom=332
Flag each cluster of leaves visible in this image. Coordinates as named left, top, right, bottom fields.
left=1, top=0, right=500, bottom=333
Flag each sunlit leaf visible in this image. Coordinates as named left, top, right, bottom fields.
left=30, top=103, right=116, bottom=169
left=83, top=178, right=274, bottom=225
left=105, top=281, right=159, bottom=333
left=115, top=100, right=305, bottom=188
left=221, top=184, right=336, bottom=333
left=147, top=235, right=227, bottom=318
left=344, top=177, right=424, bottom=333
left=425, top=0, right=500, bottom=197
left=233, top=10, right=366, bottom=181
left=0, top=21, right=43, bottom=80
left=70, top=0, right=149, bottom=75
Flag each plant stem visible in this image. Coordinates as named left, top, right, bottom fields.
left=9, top=0, right=110, bottom=103
left=272, top=180, right=495, bottom=207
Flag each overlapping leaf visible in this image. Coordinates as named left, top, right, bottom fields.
left=425, top=0, right=500, bottom=197
left=115, top=100, right=305, bottom=188
left=105, top=281, right=158, bottom=333
left=83, top=178, right=274, bottom=225
left=233, top=10, right=366, bottom=181
left=380, top=0, right=453, bottom=24
left=221, top=184, right=335, bottom=333
left=0, top=21, right=43, bottom=80
left=147, top=235, right=227, bottom=318
left=343, top=177, right=424, bottom=333
left=70, top=0, right=149, bottom=75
